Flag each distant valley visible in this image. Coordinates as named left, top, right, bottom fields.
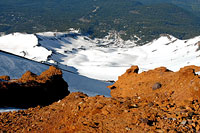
left=0, top=0, right=200, bottom=44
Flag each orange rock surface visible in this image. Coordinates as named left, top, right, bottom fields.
left=0, top=66, right=69, bottom=108
left=19, top=66, right=63, bottom=83
left=0, top=75, right=10, bottom=81
left=1, top=92, right=200, bottom=132
left=1, top=65, right=200, bottom=132
left=108, top=65, right=200, bottom=105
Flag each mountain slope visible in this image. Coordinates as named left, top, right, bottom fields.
left=0, top=0, right=200, bottom=44
left=139, top=0, right=200, bottom=16
left=0, top=50, right=111, bottom=96
left=0, top=33, right=51, bottom=62
left=0, top=32, right=200, bottom=81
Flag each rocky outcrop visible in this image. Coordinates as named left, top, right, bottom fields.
left=0, top=75, right=10, bottom=81
left=0, top=66, right=69, bottom=108
left=2, top=65, right=200, bottom=132
left=108, top=65, right=200, bottom=105
left=2, top=92, right=200, bottom=132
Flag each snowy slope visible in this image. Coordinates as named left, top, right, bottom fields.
left=0, top=32, right=200, bottom=81
left=0, top=51, right=111, bottom=97
left=36, top=32, right=200, bottom=80
left=0, top=108, right=23, bottom=113
left=0, top=33, right=52, bottom=62
left=1, top=31, right=200, bottom=113
left=0, top=51, right=48, bottom=78
left=0, top=50, right=111, bottom=112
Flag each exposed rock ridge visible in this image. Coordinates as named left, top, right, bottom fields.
left=2, top=65, right=200, bottom=132
left=108, top=65, right=200, bottom=105
left=0, top=66, right=69, bottom=108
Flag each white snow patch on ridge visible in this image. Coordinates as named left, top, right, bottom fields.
left=0, top=50, right=111, bottom=112
left=37, top=32, right=200, bottom=80
left=0, top=32, right=200, bottom=81
left=0, top=108, right=22, bottom=113
left=0, top=51, right=111, bottom=97
left=196, top=71, right=200, bottom=75
left=0, top=33, right=52, bottom=62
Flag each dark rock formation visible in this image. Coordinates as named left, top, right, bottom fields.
left=0, top=75, right=10, bottom=81
left=0, top=66, right=69, bottom=108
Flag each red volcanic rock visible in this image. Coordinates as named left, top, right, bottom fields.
left=0, top=66, right=69, bottom=108
left=20, top=71, right=37, bottom=82
left=2, top=92, right=200, bottom=132
left=2, top=66, right=200, bottom=132
left=126, top=65, right=139, bottom=74
left=108, top=65, right=200, bottom=105
left=0, top=75, right=10, bottom=81
left=19, top=66, right=63, bottom=83
left=40, top=65, right=62, bottom=77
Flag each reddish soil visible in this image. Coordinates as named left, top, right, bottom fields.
left=1, top=65, right=200, bottom=132
left=109, top=65, right=200, bottom=105
left=1, top=92, right=200, bottom=132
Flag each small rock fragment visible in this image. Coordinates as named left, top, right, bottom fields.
left=152, top=82, right=162, bottom=90
left=125, top=127, right=131, bottom=130
left=181, top=120, right=187, bottom=125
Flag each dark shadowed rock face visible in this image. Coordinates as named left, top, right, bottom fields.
left=0, top=75, right=10, bottom=81
left=0, top=66, right=69, bottom=108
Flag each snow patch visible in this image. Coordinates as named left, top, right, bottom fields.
left=0, top=32, right=200, bottom=81
left=0, top=33, right=52, bottom=62
left=0, top=108, right=22, bottom=113
left=0, top=51, right=111, bottom=97
left=196, top=71, right=200, bottom=75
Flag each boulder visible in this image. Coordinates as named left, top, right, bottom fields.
left=0, top=66, right=69, bottom=108
left=0, top=75, right=10, bottom=81
left=152, top=82, right=162, bottom=90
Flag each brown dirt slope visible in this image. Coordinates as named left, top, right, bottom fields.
left=108, top=65, right=200, bottom=105
left=1, top=92, right=200, bottom=132
left=1, top=65, right=200, bottom=132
